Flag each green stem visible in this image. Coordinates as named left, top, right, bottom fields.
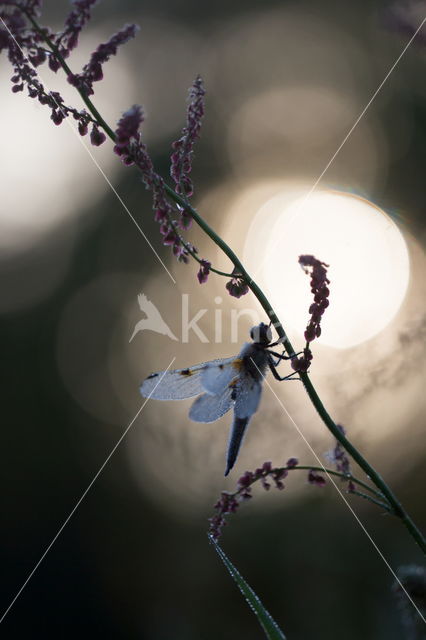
left=350, top=490, right=392, bottom=512
left=234, top=465, right=392, bottom=513
left=284, top=465, right=386, bottom=501
left=298, top=375, right=425, bottom=550
left=185, top=246, right=237, bottom=277
left=25, top=12, right=425, bottom=554
left=163, top=213, right=237, bottom=277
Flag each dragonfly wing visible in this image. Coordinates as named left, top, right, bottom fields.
left=140, top=362, right=208, bottom=400
left=140, top=357, right=237, bottom=400
left=189, top=387, right=234, bottom=423
left=225, top=414, right=252, bottom=476
left=234, top=374, right=263, bottom=419
left=201, top=356, right=241, bottom=395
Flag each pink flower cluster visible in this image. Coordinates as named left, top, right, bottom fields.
left=68, top=23, right=138, bottom=96
left=113, top=78, right=212, bottom=267
left=291, top=254, right=330, bottom=373
left=0, top=0, right=137, bottom=146
left=170, top=75, right=205, bottom=198
left=207, top=457, right=334, bottom=540
left=54, top=0, right=98, bottom=61
left=208, top=460, right=297, bottom=541
left=113, top=104, right=196, bottom=264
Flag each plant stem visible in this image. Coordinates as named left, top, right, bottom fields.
left=285, top=465, right=386, bottom=501
left=231, top=465, right=392, bottom=513
left=297, top=375, right=425, bottom=551
left=26, top=12, right=425, bottom=554
left=163, top=210, right=238, bottom=277
left=350, top=490, right=392, bottom=512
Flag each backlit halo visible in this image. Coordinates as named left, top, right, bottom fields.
left=244, top=189, right=410, bottom=348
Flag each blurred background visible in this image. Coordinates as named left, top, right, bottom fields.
left=1, top=0, right=425, bottom=638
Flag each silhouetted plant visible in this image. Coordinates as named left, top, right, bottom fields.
left=1, top=2, right=424, bottom=637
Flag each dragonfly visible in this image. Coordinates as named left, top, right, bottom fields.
left=140, top=322, right=297, bottom=476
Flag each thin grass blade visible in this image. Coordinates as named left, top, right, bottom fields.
left=210, top=536, right=287, bottom=640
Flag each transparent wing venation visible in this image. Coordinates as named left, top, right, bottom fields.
left=140, top=357, right=237, bottom=401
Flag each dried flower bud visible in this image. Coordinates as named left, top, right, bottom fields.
left=48, top=54, right=61, bottom=72
left=50, top=109, right=65, bottom=125
left=70, top=23, right=139, bottom=96
left=59, top=0, right=98, bottom=55
left=308, top=469, right=326, bottom=487
left=291, top=347, right=313, bottom=373
left=225, top=277, right=249, bottom=299
left=115, top=105, right=143, bottom=148
left=197, top=260, right=211, bottom=284
left=286, top=457, right=299, bottom=468
left=90, top=124, right=106, bottom=146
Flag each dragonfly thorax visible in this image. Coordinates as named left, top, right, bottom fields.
left=239, top=342, right=270, bottom=380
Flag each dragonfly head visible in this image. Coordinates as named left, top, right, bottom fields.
left=250, top=322, right=272, bottom=345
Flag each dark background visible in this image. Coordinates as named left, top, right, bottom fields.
left=1, top=1, right=425, bottom=638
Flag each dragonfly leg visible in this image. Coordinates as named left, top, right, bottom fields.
left=266, top=349, right=302, bottom=365
left=268, top=337, right=285, bottom=348
left=267, top=355, right=301, bottom=381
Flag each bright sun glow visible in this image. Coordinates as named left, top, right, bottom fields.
left=244, top=189, right=410, bottom=348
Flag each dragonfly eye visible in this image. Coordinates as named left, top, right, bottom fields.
left=250, top=323, right=272, bottom=344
